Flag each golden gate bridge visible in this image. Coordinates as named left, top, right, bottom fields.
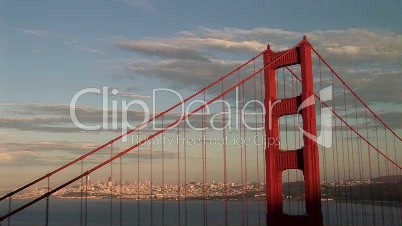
left=1, top=37, right=401, bottom=225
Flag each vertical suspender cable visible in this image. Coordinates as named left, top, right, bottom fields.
left=340, top=86, right=349, bottom=225
left=177, top=125, right=181, bottom=226
left=85, top=175, right=88, bottom=226
left=348, top=88, right=358, bottom=225
left=242, top=81, right=249, bottom=225
left=319, top=59, right=329, bottom=224
left=202, top=93, right=206, bottom=226
left=331, top=73, right=342, bottom=225
left=283, top=68, right=291, bottom=215
left=183, top=122, right=188, bottom=226
left=374, top=118, right=385, bottom=225
left=222, top=80, right=228, bottom=226
left=384, top=126, right=394, bottom=224
left=259, top=70, right=266, bottom=220
left=80, top=160, right=83, bottom=226
left=354, top=97, right=367, bottom=225
left=364, top=108, right=376, bottom=225
left=393, top=135, right=401, bottom=225
left=238, top=70, right=245, bottom=225
left=254, top=71, right=261, bottom=225
left=119, top=156, right=123, bottom=226
left=137, top=130, right=140, bottom=226
left=46, top=177, right=50, bottom=226
left=150, top=131, right=154, bottom=226
left=343, top=85, right=354, bottom=225
left=203, top=91, right=208, bottom=225
left=394, top=136, right=402, bottom=225
left=7, top=197, right=11, bottom=226
left=162, top=116, right=165, bottom=226
left=110, top=144, right=113, bottom=226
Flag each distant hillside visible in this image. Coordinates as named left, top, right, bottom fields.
left=281, top=175, right=402, bottom=202
left=371, top=175, right=402, bottom=183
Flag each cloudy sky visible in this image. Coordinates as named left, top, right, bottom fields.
left=0, top=0, right=401, bottom=189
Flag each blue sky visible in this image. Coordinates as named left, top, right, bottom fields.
left=0, top=0, right=401, bottom=188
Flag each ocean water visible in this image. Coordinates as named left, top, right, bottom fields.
left=1, top=198, right=401, bottom=226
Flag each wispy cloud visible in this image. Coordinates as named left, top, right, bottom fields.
left=116, top=40, right=210, bottom=61
left=95, top=87, right=152, bottom=99
left=0, top=140, right=98, bottom=153
left=13, top=26, right=103, bottom=55
left=127, top=59, right=243, bottom=87
left=118, top=92, right=151, bottom=99
left=0, top=140, right=176, bottom=165
left=0, top=103, right=179, bottom=133
left=0, top=132, right=14, bottom=137
left=13, top=27, right=46, bottom=37
left=0, top=140, right=97, bottom=165
left=74, top=45, right=103, bottom=54
left=116, top=27, right=402, bottom=63
left=64, top=39, right=103, bottom=55
left=306, top=29, right=402, bottom=64
left=119, top=0, right=155, bottom=13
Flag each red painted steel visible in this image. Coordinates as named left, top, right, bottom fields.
left=264, top=37, right=323, bottom=226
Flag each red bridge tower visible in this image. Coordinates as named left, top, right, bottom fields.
left=264, top=37, right=323, bottom=226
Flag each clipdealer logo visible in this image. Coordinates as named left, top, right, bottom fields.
left=296, top=86, right=333, bottom=148
left=69, top=86, right=332, bottom=147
